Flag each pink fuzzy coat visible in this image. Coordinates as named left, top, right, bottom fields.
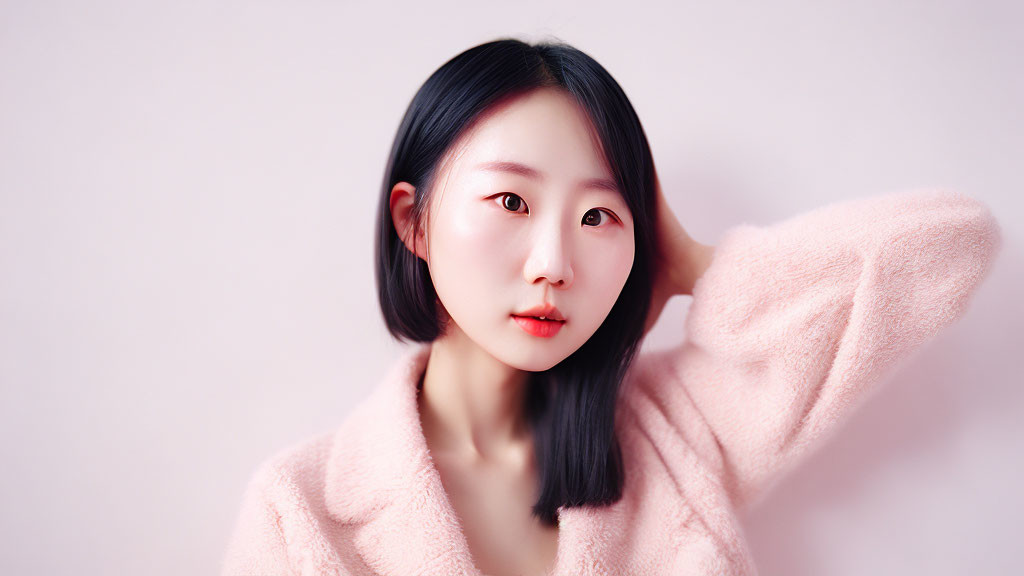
left=221, top=189, right=1002, bottom=575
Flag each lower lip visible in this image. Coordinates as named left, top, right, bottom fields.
left=512, top=315, right=565, bottom=338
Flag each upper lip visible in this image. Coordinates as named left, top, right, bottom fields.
left=513, top=303, right=565, bottom=322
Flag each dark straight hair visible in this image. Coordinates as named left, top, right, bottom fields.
left=373, top=37, right=658, bottom=526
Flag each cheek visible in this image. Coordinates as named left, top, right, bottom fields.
left=577, top=239, right=634, bottom=304
left=427, top=203, right=515, bottom=302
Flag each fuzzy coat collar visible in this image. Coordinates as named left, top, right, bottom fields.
left=321, top=343, right=600, bottom=575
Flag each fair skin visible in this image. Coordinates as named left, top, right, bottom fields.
left=390, top=87, right=715, bottom=576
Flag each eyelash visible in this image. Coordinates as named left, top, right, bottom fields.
left=493, top=193, right=619, bottom=226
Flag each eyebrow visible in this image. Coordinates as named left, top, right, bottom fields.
left=474, top=161, right=620, bottom=194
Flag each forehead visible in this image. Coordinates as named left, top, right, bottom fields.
left=440, top=88, right=613, bottom=186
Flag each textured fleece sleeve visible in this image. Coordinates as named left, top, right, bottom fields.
left=647, top=188, right=1002, bottom=513
left=220, top=465, right=293, bottom=576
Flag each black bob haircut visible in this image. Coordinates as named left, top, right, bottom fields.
left=374, top=37, right=658, bottom=526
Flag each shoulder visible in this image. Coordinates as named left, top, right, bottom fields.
left=224, top=428, right=354, bottom=575
left=621, top=344, right=728, bottom=474
left=243, top=428, right=339, bottom=508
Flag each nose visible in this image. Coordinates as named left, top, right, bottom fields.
left=522, top=219, right=575, bottom=289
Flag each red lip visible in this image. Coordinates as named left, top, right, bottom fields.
left=512, top=302, right=565, bottom=322
left=512, top=315, right=564, bottom=338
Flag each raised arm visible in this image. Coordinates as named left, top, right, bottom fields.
left=637, top=188, right=1002, bottom=513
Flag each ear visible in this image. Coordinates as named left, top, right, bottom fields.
left=389, top=181, right=429, bottom=262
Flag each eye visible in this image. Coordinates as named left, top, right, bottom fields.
left=583, top=208, right=617, bottom=227
left=495, top=192, right=528, bottom=214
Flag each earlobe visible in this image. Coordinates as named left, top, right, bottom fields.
left=389, top=181, right=428, bottom=261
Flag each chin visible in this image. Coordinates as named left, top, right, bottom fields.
left=496, top=345, right=573, bottom=373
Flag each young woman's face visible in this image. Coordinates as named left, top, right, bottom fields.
left=423, top=87, right=635, bottom=371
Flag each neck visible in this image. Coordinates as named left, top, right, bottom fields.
left=416, top=328, right=533, bottom=464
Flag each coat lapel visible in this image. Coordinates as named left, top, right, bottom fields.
left=323, top=343, right=484, bottom=575
left=322, top=343, right=599, bottom=576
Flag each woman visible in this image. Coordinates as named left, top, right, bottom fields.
left=221, top=38, right=1002, bottom=576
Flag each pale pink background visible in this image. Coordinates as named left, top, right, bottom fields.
left=1, top=1, right=1021, bottom=574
